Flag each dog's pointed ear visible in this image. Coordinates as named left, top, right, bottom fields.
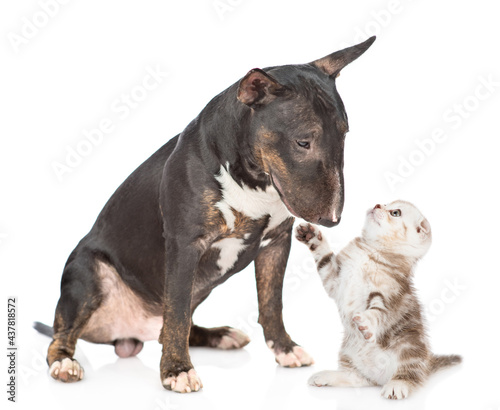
left=311, top=36, right=376, bottom=77
left=237, top=68, right=286, bottom=108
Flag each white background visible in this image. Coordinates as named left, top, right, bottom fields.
left=1, top=1, right=499, bottom=409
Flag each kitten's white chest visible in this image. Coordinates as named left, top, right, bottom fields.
left=334, top=243, right=401, bottom=384
left=347, top=341, right=399, bottom=384
left=335, top=243, right=394, bottom=319
left=335, top=247, right=371, bottom=319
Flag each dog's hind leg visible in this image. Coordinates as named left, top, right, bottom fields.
left=47, top=248, right=102, bottom=382
left=189, top=325, right=250, bottom=349
left=189, top=289, right=250, bottom=350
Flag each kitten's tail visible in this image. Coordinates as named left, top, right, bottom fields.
left=429, top=354, right=462, bottom=373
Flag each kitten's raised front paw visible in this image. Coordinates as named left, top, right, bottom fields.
left=381, top=380, right=410, bottom=400
left=295, top=223, right=323, bottom=251
left=353, top=313, right=376, bottom=343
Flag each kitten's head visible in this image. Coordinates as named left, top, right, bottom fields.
left=362, top=200, right=432, bottom=259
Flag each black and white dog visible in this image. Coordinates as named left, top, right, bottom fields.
left=38, top=36, right=375, bottom=393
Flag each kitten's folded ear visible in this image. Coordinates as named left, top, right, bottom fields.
left=417, top=219, right=431, bottom=235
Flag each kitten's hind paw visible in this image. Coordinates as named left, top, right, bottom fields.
left=308, top=370, right=372, bottom=388
left=381, top=380, right=410, bottom=400
left=308, top=370, right=336, bottom=387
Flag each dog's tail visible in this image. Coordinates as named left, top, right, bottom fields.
left=429, top=354, right=462, bottom=374
left=33, top=321, right=54, bottom=338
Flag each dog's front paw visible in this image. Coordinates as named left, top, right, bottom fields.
left=269, top=342, right=314, bottom=368
left=162, top=368, right=202, bottom=393
left=295, top=223, right=323, bottom=251
left=353, top=312, right=376, bottom=343
left=381, top=380, right=410, bottom=400
left=49, top=358, right=84, bottom=383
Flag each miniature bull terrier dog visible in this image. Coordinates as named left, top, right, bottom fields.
left=37, top=37, right=376, bottom=393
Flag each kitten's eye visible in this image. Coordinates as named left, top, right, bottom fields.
left=389, top=209, right=401, bottom=217
left=297, top=141, right=310, bottom=149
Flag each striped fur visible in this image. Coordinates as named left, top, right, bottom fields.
left=295, top=201, right=461, bottom=400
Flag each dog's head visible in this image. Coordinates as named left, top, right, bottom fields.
left=238, top=37, right=375, bottom=227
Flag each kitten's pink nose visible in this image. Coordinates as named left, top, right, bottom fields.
left=374, top=204, right=382, bottom=209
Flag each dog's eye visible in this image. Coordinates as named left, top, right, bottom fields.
left=297, top=141, right=310, bottom=149
left=389, top=209, right=401, bottom=217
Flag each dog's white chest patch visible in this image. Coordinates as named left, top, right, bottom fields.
left=211, top=237, right=246, bottom=275
left=214, top=164, right=292, bottom=233
left=210, top=165, right=292, bottom=274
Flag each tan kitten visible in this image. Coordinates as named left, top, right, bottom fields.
left=295, top=200, right=461, bottom=400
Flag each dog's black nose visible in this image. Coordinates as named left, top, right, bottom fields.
left=374, top=204, right=382, bottom=209
left=318, top=217, right=341, bottom=227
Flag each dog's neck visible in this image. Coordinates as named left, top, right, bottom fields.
left=197, top=84, right=271, bottom=190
